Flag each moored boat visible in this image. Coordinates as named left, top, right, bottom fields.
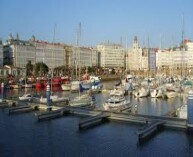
left=61, top=76, right=71, bottom=91
left=39, top=95, right=69, bottom=103
left=151, top=88, right=163, bottom=98
left=19, top=93, right=33, bottom=101
left=134, top=87, right=150, bottom=98
left=103, top=90, right=130, bottom=111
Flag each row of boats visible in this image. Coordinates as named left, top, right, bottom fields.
left=104, top=74, right=193, bottom=112
left=124, top=76, right=192, bottom=99
left=8, top=74, right=193, bottom=115
left=5, top=75, right=103, bottom=93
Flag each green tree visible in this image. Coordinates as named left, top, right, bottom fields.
left=111, top=68, right=115, bottom=74
left=26, top=61, right=33, bottom=76
left=33, top=62, right=49, bottom=76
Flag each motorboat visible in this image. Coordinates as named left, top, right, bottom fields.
left=61, top=74, right=71, bottom=92
left=19, top=93, right=33, bottom=101
left=151, top=88, right=163, bottom=98
left=69, top=94, right=95, bottom=107
left=165, top=90, right=178, bottom=98
left=39, top=95, right=69, bottom=103
left=103, top=90, right=130, bottom=111
left=90, top=81, right=103, bottom=94
left=61, top=84, right=71, bottom=91
left=22, top=83, right=33, bottom=88
left=134, top=87, right=150, bottom=98
left=70, top=81, right=80, bottom=92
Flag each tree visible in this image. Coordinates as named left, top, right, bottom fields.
left=26, top=61, right=33, bottom=76
left=33, top=62, right=49, bottom=76
left=111, top=68, right=115, bottom=74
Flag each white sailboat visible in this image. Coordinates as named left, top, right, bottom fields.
left=151, top=88, right=164, bottom=98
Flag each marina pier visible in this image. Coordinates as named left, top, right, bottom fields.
left=18, top=102, right=188, bottom=130
left=0, top=89, right=192, bottom=144
left=78, top=112, right=110, bottom=129
left=0, top=100, right=189, bottom=130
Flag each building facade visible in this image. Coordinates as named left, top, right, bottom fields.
left=71, top=47, right=93, bottom=68
left=156, top=40, right=193, bottom=76
left=5, top=34, right=36, bottom=68
left=0, top=39, right=3, bottom=66
left=32, top=36, right=65, bottom=69
left=128, top=36, right=156, bottom=72
left=97, top=43, right=124, bottom=68
left=128, top=36, right=143, bottom=71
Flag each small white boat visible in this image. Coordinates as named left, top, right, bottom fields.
left=103, top=90, right=130, bottom=111
left=69, top=94, right=94, bottom=106
left=90, top=82, right=103, bottom=93
left=40, top=95, right=69, bottom=103
left=165, top=90, right=177, bottom=98
left=22, top=83, right=33, bottom=88
left=70, top=81, right=80, bottom=92
left=151, top=88, right=163, bottom=98
left=134, top=87, right=150, bottom=98
left=61, top=76, right=71, bottom=91
left=19, top=93, right=33, bottom=101
left=61, top=84, right=71, bottom=91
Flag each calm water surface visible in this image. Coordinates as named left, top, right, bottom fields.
left=0, top=81, right=193, bottom=157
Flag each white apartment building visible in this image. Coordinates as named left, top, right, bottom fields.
left=91, top=48, right=98, bottom=67
left=186, top=41, right=193, bottom=51
left=156, top=40, right=193, bottom=74
left=97, top=43, right=124, bottom=68
left=71, top=47, right=93, bottom=68
left=156, top=49, right=171, bottom=69
left=5, top=34, right=36, bottom=68
left=32, top=36, right=65, bottom=69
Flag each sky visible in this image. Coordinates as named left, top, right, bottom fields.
left=0, top=0, right=193, bottom=48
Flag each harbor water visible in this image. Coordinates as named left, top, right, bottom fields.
left=0, top=81, right=193, bottom=157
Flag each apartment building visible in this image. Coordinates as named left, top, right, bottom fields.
left=0, top=39, right=3, bottom=66
left=5, top=34, right=36, bottom=68
left=97, top=43, right=124, bottom=68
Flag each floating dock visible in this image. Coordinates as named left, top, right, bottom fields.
left=0, top=100, right=18, bottom=108
left=8, top=105, right=33, bottom=114
left=35, top=107, right=70, bottom=121
left=138, top=120, right=165, bottom=142
left=78, top=112, right=110, bottom=129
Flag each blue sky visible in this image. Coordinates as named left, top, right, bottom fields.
left=0, top=0, right=193, bottom=48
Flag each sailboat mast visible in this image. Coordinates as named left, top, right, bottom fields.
left=147, top=35, right=150, bottom=80
left=78, top=22, right=81, bottom=81
left=78, top=23, right=81, bottom=98
left=126, top=36, right=128, bottom=75
left=51, top=24, right=56, bottom=93
left=181, top=14, right=184, bottom=79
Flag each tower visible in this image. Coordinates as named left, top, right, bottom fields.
left=133, top=36, right=139, bottom=49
